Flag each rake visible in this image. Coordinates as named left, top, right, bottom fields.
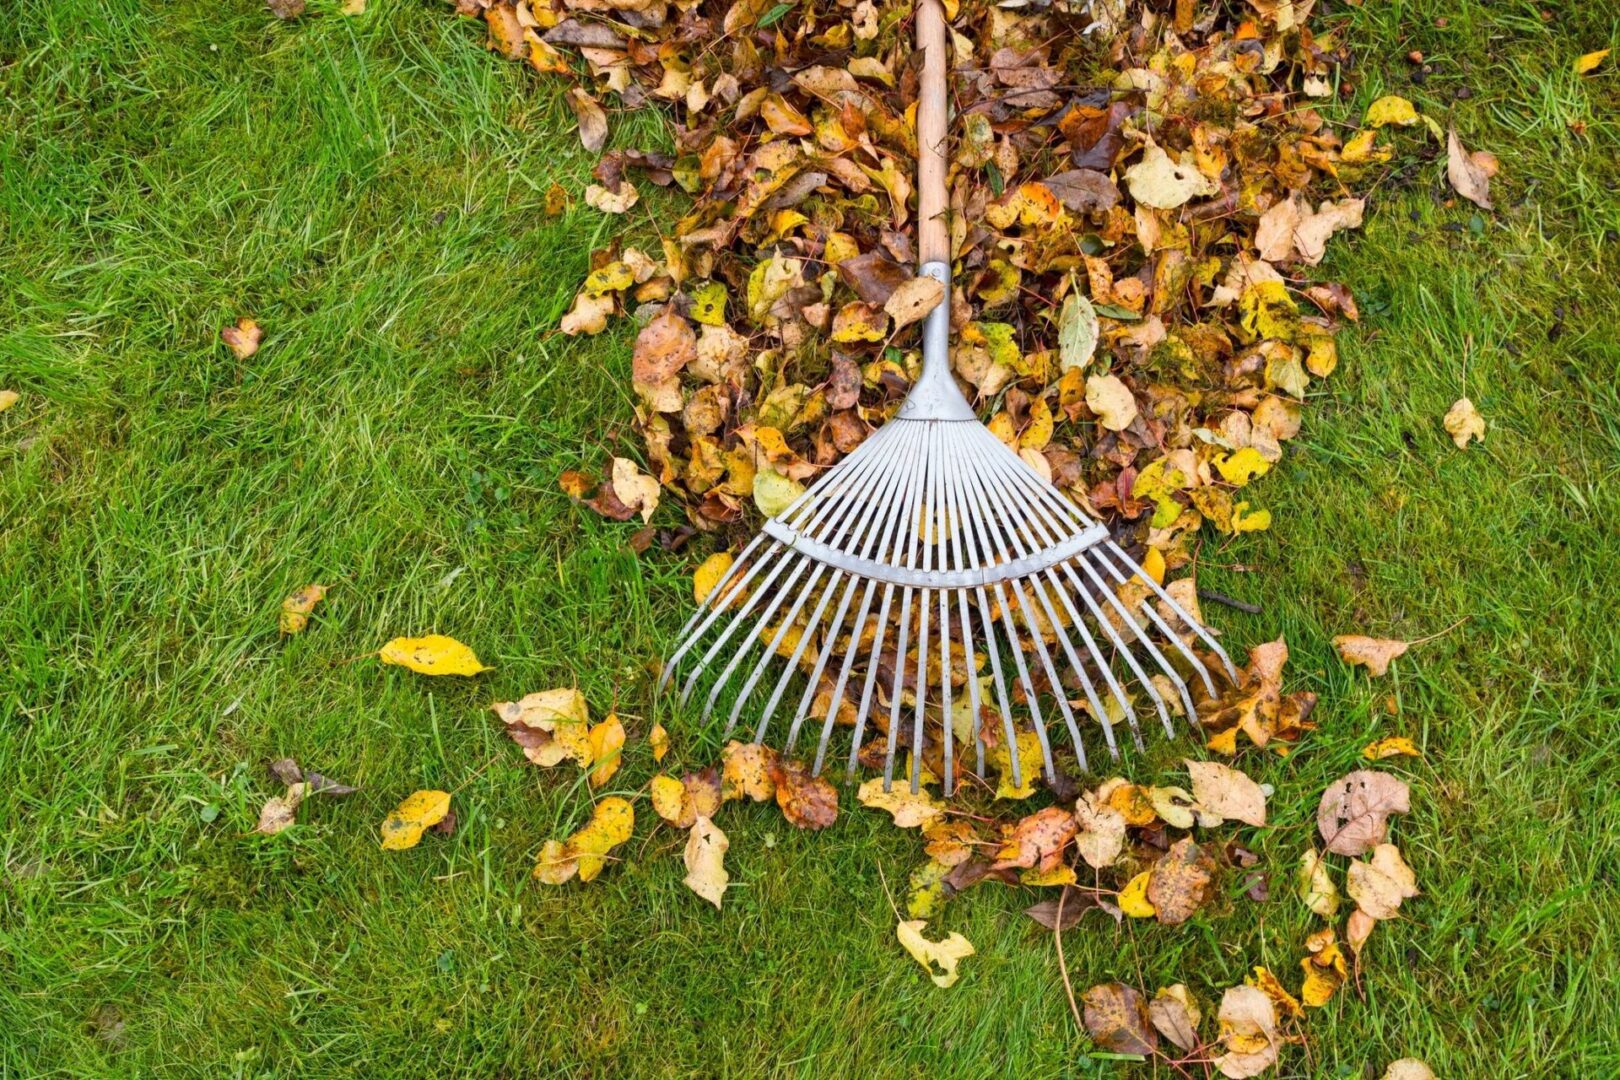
left=659, top=0, right=1236, bottom=794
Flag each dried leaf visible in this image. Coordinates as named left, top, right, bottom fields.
left=1317, top=770, right=1411, bottom=856
left=682, top=815, right=730, bottom=908
left=1124, top=140, right=1218, bottom=209
left=565, top=88, right=607, bottom=152
left=1363, top=736, right=1422, bottom=760
left=895, top=920, right=974, bottom=988
left=1382, top=1060, right=1437, bottom=1080
left=1086, top=374, right=1138, bottom=431
left=380, top=790, right=451, bottom=851
left=1296, top=848, right=1340, bottom=918
left=1447, top=128, right=1494, bottom=210
left=1185, top=759, right=1268, bottom=827
left=1081, top=982, right=1157, bottom=1056
left=587, top=713, right=625, bottom=789
left=882, top=275, right=945, bottom=330
left=255, top=782, right=307, bottom=835
left=1333, top=635, right=1411, bottom=677
left=1072, top=793, right=1127, bottom=869
left=772, top=758, right=839, bottom=829
left=220, top=318, right=263, bottom=360
left=720, top=741, right=778, bottom=802
left=1147, top=837, right=1217, bottom=925
left=493, top=688, right=593, bottom=768
left=649, top=722, right=670, bottom=762
left=379, top=634, right=490, bottom=676
left=989, top=806, right=1077, bottom=874
left=1213, top=985, right=1279, bottom=1078
left=1149, top=984, right=1202, bottom=1051
left=1443, top=397, right=1485, bottom=448
left=1347, top=842, right=1419, bottom=919
left=857, top=777, right=946, bottom=829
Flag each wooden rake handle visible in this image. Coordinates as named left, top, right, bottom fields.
left=915, top=0, right=950, bottom=265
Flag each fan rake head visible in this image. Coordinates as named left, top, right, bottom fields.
left=658, top=411, right=1237, bottom=796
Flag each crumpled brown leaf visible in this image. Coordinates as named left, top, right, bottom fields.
left=1081, top=982, right=1157, bottom=1056
left=1317, top=770, right=1411, bottom=856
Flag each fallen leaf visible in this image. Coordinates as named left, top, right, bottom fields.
left=0, top=390, right=17, bottom=412
left=1332, top=635, right=1411, bottom=677
left=1576, top=48, right=1611, bottom=75
left=857, top=777, right=946, bottom=829
left=255, top=782, right=307, bottom=835
left=610, top=457, right=660, bottom=523
left=1300, top=928, right=1348, bottom=1007
left=721, top=741, right=778, bottom=802
left=587, top=713, right=625, bottom=789
left=1446, top=128, right=1495, bottom=210
left=380, top=634, right=490, bottom=676
left=1072, top=793, right=1127, bottom=869
left=266, top=0, right=305, bottom=18
left=1118, top=869, right=1157, bottom=918
left=1148, top=838, right=1218, bottom=925
left=493, top=688, right=593, bottom=767
left=535, top=796, right=634, bottom=883
left=1058, top=291, right=1100, bottom=372
left=1213, top=985, right=1280, bottom=1078
left=1365, top=95, right=1420, bottom=128
left=584, top=182, right=639, bottom=214
left=693, top=551, right=734, bottom=603
left=1149, top=984, right=1202, bottom=1051
left=1443, top=397, right=1485, bottom=448
left=1024, top=885, right=1111, bottom=930
left=1247, top=965, right=1303, bottom=1020
left=1318, top=770, right=1411, bottom=856
left=649, top=722, right=670, bottom=762
left=1125, top=140, right=1219, bottom=209
left=990, top=730, right=1044, bottom=800
left=772, top=758, right=839, bottom=829
left=753, top=467, right=805, bottom=517
left=683, top=815, right=730, bottom=908
left=1186, top=759, right=1268, bottom=827
left=1347, top=842, right=1419, bottom=919
left=1081, top=982, right=1158, bottom=1056
left=1381, top=1060, right=1437, bottom=1080
left=1363, top=736, right=1422, bottom=760
left=1086, top=374, right=1138, bottom=431
left=883, top=275, right=945, bottom=330
left=279, top=584, right=327, bottom=634
left=990, top=806, right=1077, bottom=874
left=1296, top=848, right=1340, bottom=918
left=895, top=920, right=975, bottom=988
left=220, top=318, right=263, bottom=360
left=380, top=790, right=452, bottom=851
left=565, top=88, right=607, bottom=152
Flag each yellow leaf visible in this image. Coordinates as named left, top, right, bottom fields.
left=990, top=730, right=1044, bottom=800
left=895, top=920, right=975, bottom=988
left=753, top=467, right=805, bottom=517
left=583, top=261, right=634, bottom=297
left=1363, top=736, right=1422, bottom=760
left=1238, top=279, right=1298, bottom=341
left=683, top=815, right=730, bottom=908
left=1140, top=547, right=1166, bottom=585
left=588, top=714, right=625, bottom=789
left=1247, top=966, right=1303, bottom=1019
left=830, top=301, right=888, bottom=343
left=1118, top=870, right=1157, bottom=917
left=1332, top=634, right=1411, bottom=677
left=380, top=790, right=451, bottom=851
left=693, top=551, right=735, bottom=603
left=279, top=583, right=328, bottom=635
left=1022, top=396, right=1054, bottom=451
left=688, top=280, right=728, bottom=326
left=534, top=796, right=634, bottom=884
left=857, top=777, right=946, bottom=828
left=0, top=390, right=18, bottom=412
left=1021, top=864, right=1077, bottom=886
left=1365, top=95, right=1419, bottom=128
left=1576, top=48, right=1610, bottom=75
left=1231, top=501, right=1272, bottom=533
left=649, top=721, right=670, bottom=762
left=650, top=774, right=688, bottom=824
left=1085, top=373, right=1138, bottom=431
left=1300, top=932, right=1348, bottom=1007
left=720, top=741, right=777, bottom=802
left=1297, top=848, right=1340, bottom=918
left=379, top=634, right=490, bottom=676
left=1214, top=447, right=1272, bottom=487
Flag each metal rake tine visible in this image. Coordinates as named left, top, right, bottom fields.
left=783, top=571, right=862, bottom=756
left=678, top=546, right=797, bottom=704
left=812, top=578, right=877, bottom=775
left=660, top=532, right=770, bottom=689
left=887, top=420, right=944, bottom=791
left=726, top=563, right=834, bottom=739
left=938, top=431, right=987, bottom=777
left=911, top=420, right=952, bottom=794
left=1101, top=540, right=1238, bottom=682
left=700, top=555, right=816, bottom=717
left=846, top=581, right=895, bottom=778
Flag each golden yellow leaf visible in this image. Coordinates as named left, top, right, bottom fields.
left=1118, top=869, right=1157, bottom=917
left=720, top=741, right=778, bottom=802
left=279, top=583, right=328, bottom=635
left=1363, top=736, right=1422, bottom=760
left=830, top=301, right=888, bottom=343
left=0, top=390, right=19, bottom=412
left=1085, top=373, right=1138, bottom=431
left=1214, top=447, right=1272, bottom=487
left=1300, top=930, right=1348, bottom=1007
left=650, top=774, right=687, bottom=824
left=857, top=777, right=946, bottom=829
left=693, top=551, right=735, bottom=603
left=379, top=634, right=490, bottom=676
left=1140, top=547, right=1166, bottom=585
left=1365, top=95, right=1419, bottom=128
left=587, top=714, right=625, bottom=789
left=991, top=729, right=1045, bottom=800
left=380, top=790, right=451, bottom=851
left=683, top=815, right=730, bottom=908
left=535, top=796, right=634, bottom=884
left=649, top=722, right=670, bottom=762
left=1576, top=48, right=1610, bottom=75
left=895, top=920, right=975, bottom=988
left=1246, top=966, right=1303, bottom=1020
left=492, top=688, right=593, bottom=768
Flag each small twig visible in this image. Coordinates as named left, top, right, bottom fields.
left=1054, top=886, right=1085, bottom=1037
left=1197, top=589, right=1262, bottom=615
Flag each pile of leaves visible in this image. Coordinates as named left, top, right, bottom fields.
left=455, top=0, right=1407, bottom=568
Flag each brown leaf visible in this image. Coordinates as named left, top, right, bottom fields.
left=883, top=275, right=945, bottom=330
left=566, top=88, right=608, bottom=153
left=1447, top=127, right=1494, bottom=210
left=720, top=741, right=778, bottom=802
left=633, top=308, right=696, bottom=388
left=1146, top=837, right=1217, bottom=926
left=1148, top=984, right=1202, bottom=1051
left=1081, top=982, right=1158, bottom=1056
left=266, top=0, right=305, bottom=19
left=255, top=782, right=307, bottom=835
left=220, top=318, right=263, bottom=360
left=1042, top=169, right=1121, bottom=214
left=1332, top=634, right=1411, bottom=676
left=279, top=583, right=328, bottom=634
left=1317, top=770, right=1411, bottom=856
left=989, top=806, right=1077, bottom=874
left=1185, top=759, right=1268, bottom=827
left=836, top=251, right=910, bottom=305
left=1024, top=885, right=1117, bottom=930
left=771, top=758, right=839, bottom=829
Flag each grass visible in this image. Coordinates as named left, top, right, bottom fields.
left=2, top=0, right=1618, bottom=1075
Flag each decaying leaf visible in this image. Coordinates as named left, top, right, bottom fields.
left=883, top=275, right=945, bottom=330
left=1147, top=837, right=1217, bottom=926
left=1247, top=966, right=1302, bottom=1020
left=1149, top=984, right=1202, bottom=1052
left=1332, top=635, right=1411, bottom=677
left=1347, top=842, right=1419, bottom=920
left=721, top=741, right=778, bottom=802
left=1213, top=984, right=1280, bottom=1079
left=1296, top=848, right=1340, bottom=918
left=380, top=790, right=452, bottom=851
left=1072, top=793, right=1126, bottom=869
left=1318, top=770, right=1411, bottom=856
left=895, top=920, right=974, bottom=988
left=1185, top=759, right=1267, bottom=827
left=1446, top=128, right=1495, bottom=210
left=1300, top=927, right=1348, bottom=1007
left=771, top=758, right=839, bottom=829
left=1081, top=982, right=1157, bottom=1056
left=1363, top=736, right=1422, bottom=760
left=255, top=782, right=307, bottom=835
left=649, top=721, right=670, bottom=762
left=1124, top=140, right=1218, bottom=209
left=989, top=806, right=1077, bottom=874
left=379, top=634, right=490, bottom=676
left=683, top=815, right=730, bottom=908
left=1381, top=1060, right=1437, bottom=1080
left=1085, top=373, right=1138, bottom=431
left=1443, top=397, right=1485, bottom=449
left=493, top=688, right=593, bottom=768
left=279, top=584, right=328, bottom=634
left=221, top=317, right=262, bottom=360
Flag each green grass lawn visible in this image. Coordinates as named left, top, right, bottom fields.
left=3, top=0, right=1618, bottom=1075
